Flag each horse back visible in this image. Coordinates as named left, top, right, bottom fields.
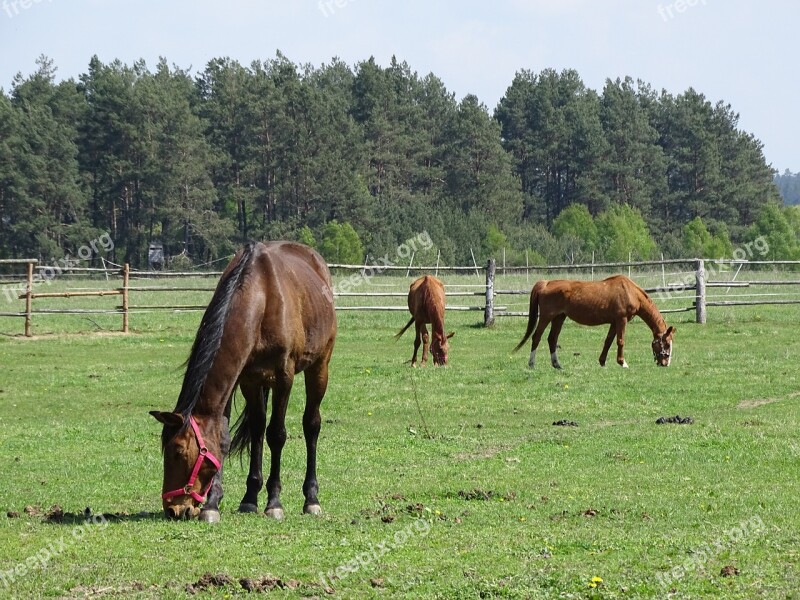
left=241, top=241, right=337, bottom=374
left=539, top=276, right=642, bottom=325
left=408, top=275, right=445, bottom=324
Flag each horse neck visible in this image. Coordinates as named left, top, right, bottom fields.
left=430, top=312, right=445, bottom=341
left=636, top=290, right=666, bottom=337
left=175, top=243, right=254, bottom=419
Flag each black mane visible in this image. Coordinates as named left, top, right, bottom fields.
left=169, top=242, right=256, bottom=434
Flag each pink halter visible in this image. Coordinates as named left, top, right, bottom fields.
left=162, top=416, right=222, bottom=505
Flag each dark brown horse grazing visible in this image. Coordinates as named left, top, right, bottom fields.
left=150, top=241, right=337, bottom=522
left=513, top=275, right=675, bottom=369
left=395, top=275, right=454, bottom=366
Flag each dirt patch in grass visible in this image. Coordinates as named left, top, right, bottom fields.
left=243, top=575, right=301, bottom=592
left=68, top=575, right=306, bottom=597
left=738, top=397, right=779, bottom=409
left=186, top=573, right=235, bottom=594
left=65, top=582, right=153, bottom=598
left=453, top=444, right=512, bottom=461
left=739, top=390, right=800, bottom=409
left=720, top=565, right=740, bottom=577
left=452, top=489, right=517, bottom=502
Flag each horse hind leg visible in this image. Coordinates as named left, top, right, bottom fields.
left=237, top=383, right=267, bottom=514
left=528, top=317, right=553, bottom=369
left=301, top=355, right=331, bottom=516
left=410, top=323, right=422, bottom=366
left=264, top=373, right=293, bottom=520
left=547, top=314, right=567, bottom=369
left=420, top=325, right=430, bottom=367
left=599, top=324, right=616, bottom=367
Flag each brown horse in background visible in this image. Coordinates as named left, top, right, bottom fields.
left=513, top=275, right=675, bottom=369
left=395, top=275, right=454, bottom=366
left=150, top=241, right=337, bottom=522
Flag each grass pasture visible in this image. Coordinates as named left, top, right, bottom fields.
left=0, top=271, right=799, bottom=598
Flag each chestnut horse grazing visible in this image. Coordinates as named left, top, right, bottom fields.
left=395, top=275, right=454, bottom=366
left=513, top=275, right=675, bottom=369
left=150, top=241, right=336, bottom=522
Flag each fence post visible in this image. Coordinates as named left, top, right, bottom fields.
left=122, top=263, right=130, bottom=333
left=695, top=258, right=706, bottom=324
left=24, top=261, right=33, bottom=337
left=484, top=259, right=495, bottom=327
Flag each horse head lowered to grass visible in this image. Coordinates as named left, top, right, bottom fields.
left=150, top=241, right=337, bottom=522
left=395, top=275, right=454, bottom=366
left=513, top=275, right=675, bottom=369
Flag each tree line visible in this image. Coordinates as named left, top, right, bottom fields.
left=775, top=170, right=800, bottom=206
left=0, top=53, right=791, bottom=269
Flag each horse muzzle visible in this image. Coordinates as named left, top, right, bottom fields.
left=164, top=502, right=202, bottom=520
left=653, top=353, right=671, bottom=367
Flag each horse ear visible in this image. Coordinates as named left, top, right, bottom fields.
left=149, top=411, right=184, bottom=427
left=446, top=331, right=455, bottom=339
left=665, top=326, right=675, bottom=338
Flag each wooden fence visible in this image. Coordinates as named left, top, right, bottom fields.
left=3, top=257, right=800, bottom=336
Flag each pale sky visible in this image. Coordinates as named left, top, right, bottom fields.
left=1, top=0, right=796, bottom=172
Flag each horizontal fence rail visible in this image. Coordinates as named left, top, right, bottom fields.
left=2, top=256, right=799, bottom=336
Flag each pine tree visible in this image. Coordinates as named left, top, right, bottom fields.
left=7, top=56, right=90, bottom=260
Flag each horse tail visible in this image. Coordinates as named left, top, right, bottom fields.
left=173, top=242, right=256, bottom=421
left=513, top=282, right=541, bottom=352
left=394, top=317, right=415, bottom=340
left=229, top=387, right=265, bottom=459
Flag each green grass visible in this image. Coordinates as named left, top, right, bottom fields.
left=0, top=274, right=799, bottom=598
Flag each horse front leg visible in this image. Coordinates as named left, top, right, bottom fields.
left=301, top=355, right=331, bottom=516
left=237, top=383, right=267, bottom=514
left=547, top=314, right=567, bottom=369
left=264, top=373, right=293, bottom=519
left=599, top=324, right=616, bottom=367
left=199, top=399, right=232, bottom=523
left=615, top=318, right=629, bottom=368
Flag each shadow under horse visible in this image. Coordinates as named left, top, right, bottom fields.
left=395, top=275, right=454, bottom=366
left=513, top=275, right=675, bottom=369
left=150, top=241, right=337, bottom=522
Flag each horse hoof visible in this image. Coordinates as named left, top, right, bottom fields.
left=238, top=503, right=259, bottom=514
left=265, top=507, right=285, bottom=520
left=303, top=504, right=323, bottom=516
left=199, top=510, right=220, bottom=523
left=621, top=361, right=629, bottom=368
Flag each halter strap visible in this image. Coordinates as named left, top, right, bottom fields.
left=162, top=416, right=222, bottom=504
